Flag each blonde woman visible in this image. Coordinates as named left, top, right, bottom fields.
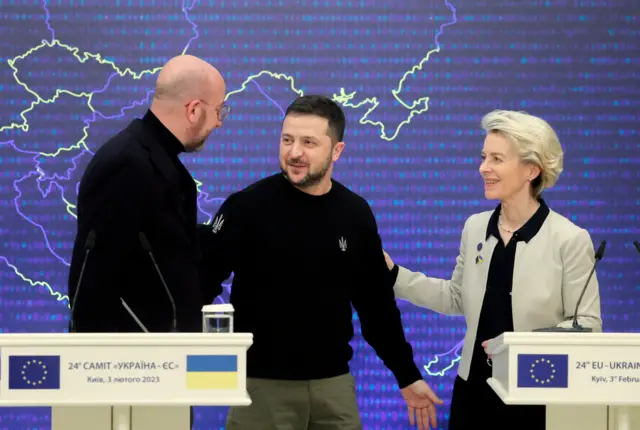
left=384, top=110, right=603, bottom=430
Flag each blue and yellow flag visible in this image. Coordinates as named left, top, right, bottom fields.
left=186, top=354, right=238, bottom=390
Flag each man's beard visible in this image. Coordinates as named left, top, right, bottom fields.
left=281, top=155, right=332, bottom=189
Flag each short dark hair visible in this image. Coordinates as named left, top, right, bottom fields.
left=285, top=95, right=346, bottom=143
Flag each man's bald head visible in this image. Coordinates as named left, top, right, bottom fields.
left=154, top=55, right=223, bottom=104
left=150, top=55, right=227, bottom=152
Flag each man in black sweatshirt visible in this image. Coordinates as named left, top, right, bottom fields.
left=199, top=95, right=442, bottom=430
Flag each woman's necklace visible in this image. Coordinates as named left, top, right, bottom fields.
left=498, top=213, right=518, bottom=233
left=499, top=202, right=539, bottom=234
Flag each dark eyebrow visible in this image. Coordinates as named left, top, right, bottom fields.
left=281, top=134, right=319, bottom=142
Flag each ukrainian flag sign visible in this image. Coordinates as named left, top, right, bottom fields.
left=186, top=354, right=238, bottom=390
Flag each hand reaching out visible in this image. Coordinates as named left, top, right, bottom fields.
left=400, top=380, right=444, bottom=429
left=482, top=339, right=493, bottom=359
left=382, top=250, right=394, bottom=270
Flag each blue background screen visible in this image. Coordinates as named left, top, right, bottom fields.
left=0, top=0, right=638, bottom=428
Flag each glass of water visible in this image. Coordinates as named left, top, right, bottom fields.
left=201, top=304, right=234, bottom=333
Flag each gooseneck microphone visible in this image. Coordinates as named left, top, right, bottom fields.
left=534, top=239, right=606, bottom=333
left=138, top=232, right=178, bottom=332
left=120, top=298, right=149, bottom=332
left=570, top=240, right=607, bottom=330
left=633, top=240, right=640, bottom=255
left=69, top=230, right=96, bottom=333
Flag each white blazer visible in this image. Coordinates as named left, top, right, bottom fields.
left=393, top=208, right=603, bottom=381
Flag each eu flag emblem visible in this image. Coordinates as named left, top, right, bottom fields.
left=8, top=355, right=61, bottom=390
left=517, top=354, right=568, bottom=388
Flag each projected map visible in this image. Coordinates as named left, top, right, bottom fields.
left=1, top=0, right=638, bottom=428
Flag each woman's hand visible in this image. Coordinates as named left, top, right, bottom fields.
left=382, top=250, right=394, bottom=270
left=481, top=340, right=493, bottom=359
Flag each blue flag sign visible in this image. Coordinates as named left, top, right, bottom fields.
left=517, top=354, right=569, bottom=388
left=8, top=355, right=61, bottom=390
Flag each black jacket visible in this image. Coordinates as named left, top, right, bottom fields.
left=67, top=110, right=220, bottom=332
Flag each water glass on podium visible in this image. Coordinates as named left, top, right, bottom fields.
left=201, top=304, right=234, bottom=333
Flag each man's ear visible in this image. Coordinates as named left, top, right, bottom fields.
left=332, top=141, right=345, bottom=162
left=185, top=99, right=203, bottom=124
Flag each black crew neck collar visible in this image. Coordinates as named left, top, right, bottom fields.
left=141, top=109, right=185, bottom=157
left=278, top=172, right=335, bottom=201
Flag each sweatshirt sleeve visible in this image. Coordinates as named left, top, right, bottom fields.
left=350, top=203, right=423, bottom=389
left=197, top=192, right=244, bottom=304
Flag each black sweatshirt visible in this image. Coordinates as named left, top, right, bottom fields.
left=198, top=173, right=422, bottom=388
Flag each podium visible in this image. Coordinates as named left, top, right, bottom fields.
left=486, top=332, right=640, bottom=430
left=0, top=332, right=253, bottom=430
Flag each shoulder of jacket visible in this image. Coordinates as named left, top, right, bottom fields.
left=464, top=210, right=494, bottom=231
left=87, top=130, right=147, bottom=173
left=545, top=210, right=588, bottom=243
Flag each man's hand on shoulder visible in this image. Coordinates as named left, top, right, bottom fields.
left=401, top=380, right=444, bottom=429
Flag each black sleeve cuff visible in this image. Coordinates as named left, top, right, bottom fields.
left=391, top=360, right=424, bottom=389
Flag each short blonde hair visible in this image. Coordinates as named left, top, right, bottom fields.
left=481, top=110, right=564, bottom=197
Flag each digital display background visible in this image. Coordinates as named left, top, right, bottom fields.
left=0, top=0, right=638, bottom=428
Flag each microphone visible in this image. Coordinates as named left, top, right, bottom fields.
left=69, top=230, right=96, bottom=333
left=138, top=232, right=177, bottom=332
left=534, top=240, right=606, bottom=333
left=120, top=298, right=149, bottom=332
left=633, top=240, right=640, bottom=255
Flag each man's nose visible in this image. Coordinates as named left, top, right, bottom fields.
left=289, top=142, right=304, bottom=158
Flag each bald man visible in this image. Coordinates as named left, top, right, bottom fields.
left=68, top=55, right=228, bottom=335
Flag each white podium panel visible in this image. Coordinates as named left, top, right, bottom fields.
left=486, top=332, right=640, bottom=430
left=0, top=333, right=253, bottom=430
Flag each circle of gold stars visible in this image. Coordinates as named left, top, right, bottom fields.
left=21, top=360, right=48, bottom=385
left=530, top=358, right=555, bottom=384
